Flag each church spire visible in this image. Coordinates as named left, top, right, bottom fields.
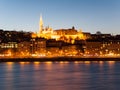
left=39, top=15, right=43, bottom=33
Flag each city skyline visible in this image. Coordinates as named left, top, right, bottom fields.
left=0, top=0, right=120, bottom=34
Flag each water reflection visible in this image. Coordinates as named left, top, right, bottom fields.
left=6, top=62, right=14, bottom=65
left=19, top=61, right=25, bottom=64
left=6, top=62, right=14, bottom=71
left=33, top=62, right=40, bottom=70
left=44, top=61, right=53, bottom=70
left=45, top=61, right=52, bottom=64
left=19, top=62, right=26, bottom=71
left=74, top=61, right=79, bottom=64
left=108, top=61, right=115, bottom=65
left=99, top=61, right=104, bottom=64
left=59, top=61, right=64, bottom=64
left=59, top=61, right=69, bottom=64
left=0, top=61, right=119, bottom=90
left=5, top=62, right=14, bottom=90
left=34, top=61, right=40, bottom=64
left=107, top=61, right=115, bottom=71
left=26, top=62, right=30, bottom=64
left=84, top=61, right=91, bottom=64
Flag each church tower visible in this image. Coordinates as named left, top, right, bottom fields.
left=39, top=15, right=43, bottom=34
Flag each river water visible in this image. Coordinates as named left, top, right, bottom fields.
left=0, top=61, right=120, bottom=90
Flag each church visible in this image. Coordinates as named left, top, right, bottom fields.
left=32, top=15, right=86, bottom=44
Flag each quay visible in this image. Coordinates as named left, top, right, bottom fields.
left=0, top=56, right=120, bottom=62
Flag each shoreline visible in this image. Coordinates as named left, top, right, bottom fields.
left=0, top=56, right=120, bottom=62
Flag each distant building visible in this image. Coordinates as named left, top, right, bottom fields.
left=0, top=42, right=18, bottom=55
left=18, top=41, right=30, bottom=56
left=31, top=16, right=87, bottom=44
left=30, top=38, right=46, bottom=54
left=85, top=41, right=102, bottom=55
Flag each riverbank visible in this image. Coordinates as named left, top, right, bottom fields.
left=0, top=56, right=120, bottom=62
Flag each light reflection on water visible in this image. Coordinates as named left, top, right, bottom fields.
left=0, top=61, right=120, bottom=90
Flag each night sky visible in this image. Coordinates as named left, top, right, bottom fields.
left=0, top=0, right=120, bottom=34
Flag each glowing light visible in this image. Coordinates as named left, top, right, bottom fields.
left=45, top=61, right=52, bottom=64
left=26, top=62, right=30, bottom=64
left=107, top=53, right=114, bottom=56
left=19, top=62, right=25, bottom=64
left=84, top=61, right=90, bottom=64
left=74, top=61, right=79, bottom=64
left=60, top=61, right=64, bottom=64
left=6, top=62, right=14, bottom=71
left=64, top=61, right=69, bottom=64
left=6, top=62, right=14, bottom=65
left=34, top=62, right=40, bottom=64
left=99, top=61, right=104, bottom=64
left=31, top=54, right=37, bottom=57
left=31, top=33, right=37, bottom=38
left=108, top=61, right=115, bottom=64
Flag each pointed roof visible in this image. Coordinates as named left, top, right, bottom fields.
left=40, top=15, right=43, bottom=26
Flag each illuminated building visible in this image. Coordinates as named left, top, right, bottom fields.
left=52, top=28, right=85, bottom=43
left=0, top=42, right=18, bottom=49
left=101, top=41, right=120, bottom=54
left=32, top=15, right=53, bottom=39
left=18, top=41, right=30, bottom=56
left=1, top=16, right=120, bottom=57
left=32, top=16, right=87, bottom=44
left=85, top=41, right=102, bottom=55
left=0, top=42, right=18, bottom=56
left=30, top=38, right=46, bottom=54
left=46, top=39, right=64, bottom=56
left=61, top=45, right=78, bottom=56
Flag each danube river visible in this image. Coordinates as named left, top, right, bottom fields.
left=0, top=61, right=120, bottom=90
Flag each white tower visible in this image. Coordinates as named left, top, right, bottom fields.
left=39, top=15, right=43, bottom=34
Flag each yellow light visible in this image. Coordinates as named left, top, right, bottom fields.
left=19, top=62, right=25, bottom=64
left=64, top=61, right=69, bottom=64
left=34, top=62, right=40, bottom=64
left=6, top=62, right=14, bottom=65
left=6, top=62, right=14, bottom=71
left=108, top=61, right=115, bottom=64
left=84, top=61, right=90, bottom=64
left=74, top=61, right=79, bottom=64
left=45, top=61, right=52, bottom=64
left=31, top=33, right=37, bottom=38
left=60, top=61, right=64, bottom=64
left=99, top=61, right=104, bottom=64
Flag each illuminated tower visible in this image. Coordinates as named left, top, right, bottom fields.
left=39, top=15, right=43, bottom=34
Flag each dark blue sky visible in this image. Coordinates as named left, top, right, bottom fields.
left=0, top=0, right=120, bottom=34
